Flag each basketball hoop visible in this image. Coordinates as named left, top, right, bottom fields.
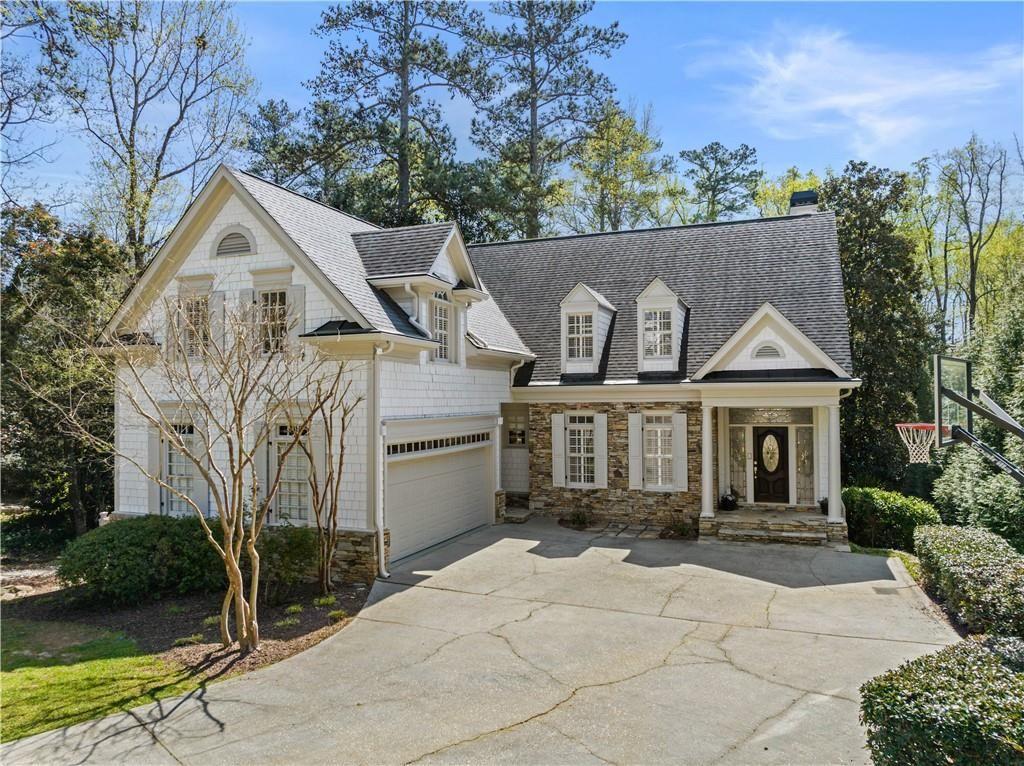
left=896, top=423, right=936, bottom=463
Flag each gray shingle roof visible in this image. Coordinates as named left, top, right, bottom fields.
left=230, top=168, right=423, bottom=338
left=469, top=213, right=853, bottom=383
left=352, top=222, right=455, bottom=278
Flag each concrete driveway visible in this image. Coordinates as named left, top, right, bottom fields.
left=4, top=518, right=957, bottom=765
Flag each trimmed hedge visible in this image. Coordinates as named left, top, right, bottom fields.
left=860, top=637, right=1024, bottom=766
left=58, top=516, right=225, bottom=605
left=842, top=487, right=941, bottom=552
left=914, top=525, right=1024, bottom=636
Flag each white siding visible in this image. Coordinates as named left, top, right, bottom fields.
left=378, top=357, right=510, bottom=420
left=722, top=325, right=813, bottom=372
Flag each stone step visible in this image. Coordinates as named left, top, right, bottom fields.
left=503, top=508, right=534, bottom=524
left=717, top=527, right=827, bottom=545
left=720, top=521, right=826, bottom=533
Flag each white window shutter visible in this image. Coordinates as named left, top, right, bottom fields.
left=672, top=412, right=688, bottom=492
left=191, top=423, right=210, bottom=517
left=165, top=300, right=181, bottom=361
left=594, top=413, right=608, bottom=489
left=148, top=427, right=162, bottom=514
left=311, top=419, right=328, bottom=526
left=257, top=428, right=271, bottom=519
left=628, top=413, right=643, bottom=490
left=551, top=413, right=566, bottom=487
left=209, top=291, right=225, bottom=352
left=286, top=284, right=306, bottom=344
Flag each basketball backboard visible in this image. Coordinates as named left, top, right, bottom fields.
left=935, top=354, right=972, bottom=448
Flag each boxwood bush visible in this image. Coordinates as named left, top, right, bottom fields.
left=860, top=637, right=1024, bottom=766
left=914, top=525, right=1024, bottom=636
left=842, top=487, right=941, bottom=552
left=58, top=515, right=225, bottom=605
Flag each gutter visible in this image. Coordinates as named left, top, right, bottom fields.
left=401, top=282, right=431, bottom=336
left=371, top=339, right=395, bottom=578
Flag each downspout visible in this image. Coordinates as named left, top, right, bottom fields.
left=509, top=357, right=527, bottom=389
left=401, top=282, right=430, bottom=336
left=372, top=339, right=395, bottom=578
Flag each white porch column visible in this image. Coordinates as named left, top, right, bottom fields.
left=827, top=404, right=843, bottom=522
left=494, top=417, right=503, bottom=491
left=701, top=404, right=714, bottom=518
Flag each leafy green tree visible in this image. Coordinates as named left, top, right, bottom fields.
left=245, top=100, right=307, bottom=187
left=560, top=100, right=674, bottom=233
left=754, top=166, right=822, bottom=218
left=311, top=0, right=492, bottom=225
left=819, top=161, right=931, bottom=487
left=678, top=141, right=761, bottom=222
left=1, top=203, right=128, bottom=535
left=472, top=1, right=625, bottom=238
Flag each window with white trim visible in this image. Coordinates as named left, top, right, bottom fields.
left=166, top=424, right=194, bottom=514
left=567, top=414, right=595, bottom=486
left=506, top=414, right=527, bottom=447
left=259, top=289, right=288, bottom=353
left=643, top=309, right=673, bottom=358
left=643, top=415, right=673, bottom=489
left=432, top=291, right=451, bottom=362
left=567, top=313, right=593, bottom=360
left=183, top=295, right=210, bottom=357
left=274, top=425, right=310, bottom=522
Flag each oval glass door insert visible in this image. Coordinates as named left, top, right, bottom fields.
left=762, top=434, right=780, bottom=472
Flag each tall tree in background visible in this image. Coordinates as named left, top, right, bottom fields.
left=56, top=1, right=253, bottom=271
left=754, top=166, right=822, bottom=217
left=1, top=0, right=74, bottom=203
left=245, top=99, right=306, bottom=187
left=2, top=203, right=128, bottom=535
left=473, top=1, right=625, bottom=238
left=560, top=100, right=674, bottom=233
left=819, top=162, right=931, bottom=487
left=679, top=141, right=761, bottom=222
left=936, top=134, right=1008, bottom=337
left=311, top=0, right=492, bottom=225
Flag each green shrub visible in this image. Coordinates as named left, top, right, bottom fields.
left=327, top=609, right=348, bottom=622
left=914, top=525, right=1024, bottom=636
left=933, top=449, right=1024, bottom=552
left=860, top=637, right=1024, bottom=765
left=284, top=604, right=303, bottom=615
left=257, top=525, right=317, bottom=605
left=57, top=516, right=224, bottom=605
left=312, top=594, right=336, bottom=608
left=0, top=507, right=75, bottom=557
left=842, top=487, right=941, bottom=552
left=273, top=617, right=299, bottom=628
left=173, top=634, right=204, bottom=647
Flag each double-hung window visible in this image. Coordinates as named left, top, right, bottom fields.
left=566, top=414, right=595, bottom=486
left=259, top=289, right=288, bottom=353
left=643, top=415, right=674, bottom=489
left=432, top=291, right=451, bottom=362
left=567, top=313, right=593, bottom=360
left=166, top=424, right=195, bottom=514
left=275, top=425, right=310, bottom=522
left=182, top=296, right=210, bottom=357
left=643, top=309, right=673, bottom=358
left=507, top=414, right=527, bottom=447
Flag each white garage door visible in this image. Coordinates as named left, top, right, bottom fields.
left=386, top=446, right=493, bottom=560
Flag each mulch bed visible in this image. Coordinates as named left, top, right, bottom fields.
left=3, top=574, right=370, bottom=682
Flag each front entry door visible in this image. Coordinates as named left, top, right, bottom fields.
left=753, top=427, right=788, bottom=503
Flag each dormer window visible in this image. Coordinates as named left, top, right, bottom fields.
left=643, top=309, right=673, bottom=358
left=567, top=313, right=593, bottom=360
left=432, top=291, right=451, bottom=362
left=635, top=278, right=683, bottom=374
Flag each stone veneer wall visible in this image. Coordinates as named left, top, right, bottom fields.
left=332, top=529, right=390, bottom=585
left=528, top=402, right=705, bottom=527
left=494, top=489, right=506, bottom=522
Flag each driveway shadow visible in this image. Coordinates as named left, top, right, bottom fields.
left=387, top=518, right=897, bottom=589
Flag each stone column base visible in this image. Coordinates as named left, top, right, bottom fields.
left=825, top=522, right=848, bottom=543
left=332, top=529, right=390, bottom=585
left=494, top=489, right=507, bottom=523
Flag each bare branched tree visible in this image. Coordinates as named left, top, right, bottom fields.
left=56, top=1, right=253, bottom=271
left=35, top=296, right=364, bottom=653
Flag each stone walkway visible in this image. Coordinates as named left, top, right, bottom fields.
left=3, top=518, right=957, bottom=765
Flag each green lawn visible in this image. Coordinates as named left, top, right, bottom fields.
left=1, top=619, right=199, bottom=743
left=849, top=543, right=922, bottom=581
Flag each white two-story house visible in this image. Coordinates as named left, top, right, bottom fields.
left=104, top=166, right=859, bottom=580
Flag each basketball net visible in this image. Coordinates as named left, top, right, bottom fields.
left=896, top=423, right=936, bottom=464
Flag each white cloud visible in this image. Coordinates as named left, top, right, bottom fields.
left=688, top=27, right=1022, bottom=155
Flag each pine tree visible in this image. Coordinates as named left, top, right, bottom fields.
left=679, top=142, right=761, bottom=222
left=472, top=1, right=625, bottom=238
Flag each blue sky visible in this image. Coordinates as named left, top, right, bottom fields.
left=20, top=1, right=1024, bottom=204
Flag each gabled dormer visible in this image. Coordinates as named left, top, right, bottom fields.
left=560, top=283, right=615, bottom=375
left=635, top=278, right=685, bottom=374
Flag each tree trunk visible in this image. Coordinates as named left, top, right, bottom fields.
left=69, top=463, right=88, bottom=537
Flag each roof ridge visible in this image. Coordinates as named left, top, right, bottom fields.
left=228, top=166, right=382, bottom=230
left=468, top=211, right=831, bottom=249
left=352, top=221, right=455, bottom=237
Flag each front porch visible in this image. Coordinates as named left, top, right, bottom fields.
left=699, top=400, right=848, bottom=544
